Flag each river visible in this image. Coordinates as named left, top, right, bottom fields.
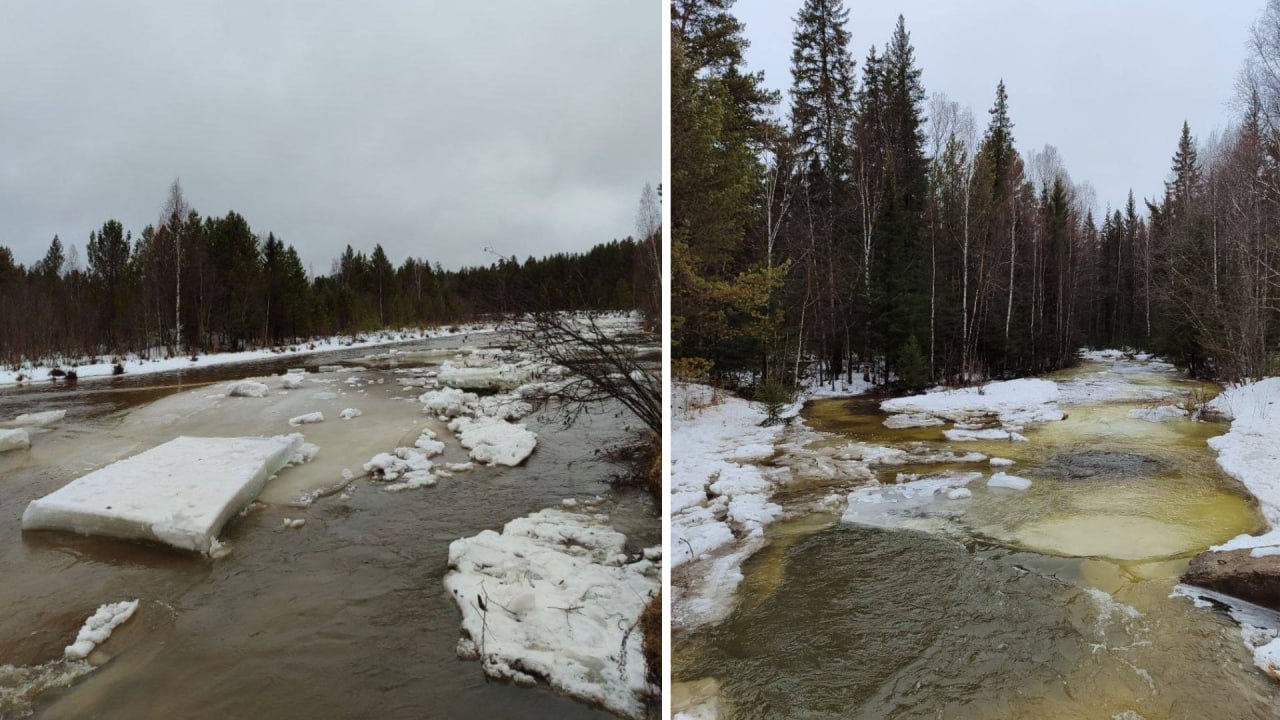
left=0, top=336, right=656, bottom=719
left=675, top=357, right=1280, bottom=719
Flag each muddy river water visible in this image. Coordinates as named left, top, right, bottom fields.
left=676, top=359, right=1280, bottom=719
left=0, top=336, right=655, bottom=719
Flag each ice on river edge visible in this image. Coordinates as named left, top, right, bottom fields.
left=445, top=507, right=659, bottom=720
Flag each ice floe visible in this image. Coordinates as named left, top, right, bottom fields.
left=64, top=600, right=139, bottom=660
left=227, top=381, right=269, bottom=398
left=0, top=428, right=31, bottom=453
left=22, top=434, right=304, bottom=554
left=448, top=415, right=537, bottom=467
left=445, top=507, right=659, bottom=719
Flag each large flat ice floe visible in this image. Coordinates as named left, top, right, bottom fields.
left=445, top=507, right=659, bottom=719
left=22, top=434, right=304, bottom=554
left=881, top=378, right=1063, bottom=428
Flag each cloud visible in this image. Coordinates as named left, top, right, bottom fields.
left=0, top=0, right=659, bottom=270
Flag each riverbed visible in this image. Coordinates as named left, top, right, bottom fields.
left=0, top=335, right=656, bottom=719
left=675, top=357, right=1280, bottom=719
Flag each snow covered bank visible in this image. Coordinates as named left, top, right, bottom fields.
left=0, top=324, right=495, bottom=389
left=671, top=383, right=790, bottom=629
left=22, top=434, right=305, bottom=554
left=445, top=507, right=659, bottom=719
left=881, top=378, right=1063, bottom=428
left=1205, top=378, right=1280, bottom=528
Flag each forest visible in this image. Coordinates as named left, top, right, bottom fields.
left=673, top=0, right=1280, bottom=391
left=0, top=182, right=659, bottom=366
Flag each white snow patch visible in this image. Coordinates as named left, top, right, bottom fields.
left=445, top=508, right=658, bottom=718
left=881, top=378, right=1063, bottom=428
left=227, top=381, right=269, bottom=398
left=883, top=413, right=944, bottom=429
left=64, top=600, right=140, bottom=660
left=418, top=387, right=479, bottom=418
left=448, top=415, right=537, bottom=467
left=22, top=434, right=303, bottom=554
left=987, top=472, right=1032, bottom=490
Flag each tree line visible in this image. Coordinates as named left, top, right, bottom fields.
left=673, top=0, right=1280, bottom=391
left=0, top=181, right=657, bottom=366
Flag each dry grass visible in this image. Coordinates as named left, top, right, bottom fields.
left=641, top=590, right=661, bottom=689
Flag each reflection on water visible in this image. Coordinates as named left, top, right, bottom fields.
left=0, top=336, right=654, bottom=719
left=677, top=360, right=1280, bottom=718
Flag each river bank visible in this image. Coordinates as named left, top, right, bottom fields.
left=0, top=329, right=659, bottom=719
left=673, top=351, right=1280, bottom=719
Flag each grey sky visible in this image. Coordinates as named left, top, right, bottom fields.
left=734, top=0, right=1261, bottom=216
left=0, top=1, right=659, bottom=272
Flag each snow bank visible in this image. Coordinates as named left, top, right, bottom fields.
left=671, top=383, right=791, bottom=630
left=22, top=434, right=304, bottom=554
left=881, top=378, right=1063, bottom=428
left=288, top=411, right=324, bottom=426
left=448, top=415, right=537, bottom=466
left=445, top=508, right=659, bottom=719
left=64, top=600, right=139, bottom=660
left=227, top=381, right=269, bottom=398
left=2, top=409, right=66, bottom=428
left=1206, top=378, right=1280, bottom=527
left=0, top=428, right=31, bottom=453
left=0, top=323, right=495, bottom=389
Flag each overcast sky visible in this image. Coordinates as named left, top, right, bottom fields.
left=0, top=1, right=659, bottom=271
left=734, top=0, right=1263, bottom=216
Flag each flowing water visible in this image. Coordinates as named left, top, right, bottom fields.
left=0, top=337, right=656, bottom=719
left=676, top=359, right=1280, bottom=719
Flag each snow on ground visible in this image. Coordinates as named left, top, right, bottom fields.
left=64, top=600, right=139, bottom=660
left=671, top=383, right=792, bottom=629
left=0, top=428, right=30, bottom=453
left=799, top=371, right=875, bottom=398
left=22, top=434, right=305, bottom=554
left=444, top=506, right=659, bottom=719
left=0, top=324, right=496, bottom=389
left=1205, top=378, right=1280, bottom=529
left=881, top=378, right=1064, bottom=428
left=448, top=415, right=537, bottom=467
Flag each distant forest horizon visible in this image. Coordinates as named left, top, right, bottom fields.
left=0, top=181, right=660, bottom=365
